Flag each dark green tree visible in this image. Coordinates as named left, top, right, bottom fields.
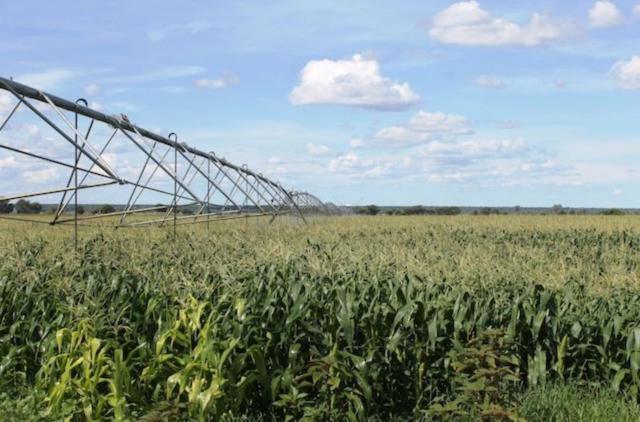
left=363, top=205, right=380, bottom=215
left=15, top=199, right=42, bottom=214
left=98, top=204, right=116, bottom=214
left=0, top=200, right=14, bottom=214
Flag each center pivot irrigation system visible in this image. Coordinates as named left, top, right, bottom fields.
left=0, top=77, right=336, bottom=240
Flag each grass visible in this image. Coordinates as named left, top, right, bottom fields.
left=1, top=215, right=639, bottom=420
left=518, top=384, right=640, bottom=421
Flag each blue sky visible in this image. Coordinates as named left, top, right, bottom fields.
left=1, top=0, right=640, bottom=207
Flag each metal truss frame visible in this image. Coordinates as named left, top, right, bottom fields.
left=0, top=77, right=334, bottom=241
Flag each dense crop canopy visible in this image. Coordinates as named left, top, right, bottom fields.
left=1, top=216, right=640, bottom=420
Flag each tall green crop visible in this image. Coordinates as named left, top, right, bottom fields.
left=0, top=215, right=639, bottom=420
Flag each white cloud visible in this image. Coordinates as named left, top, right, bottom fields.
left=84, top=83, right=100, bottom=96
left=475, top=75, right=505, bottom=89
left=147, top=21, right=213, bottom=43
left=500, top=120, right=520, bottom=129
left=422, top=139, right=527, bottom=159
left=22, top=167, right=59, bottom=184
left=22, top=123, right=40, bottom=139
left=325, top=137, right=565, bottom=185
left=109, top=101, right=139, bottom=112
left=376, top=126, right=431, bottom=144
left=321, top=100, right=563, bottom=185
left=589, top=1, right=623, bottom=28
left=267, top=156, right=284, bottom=164
left=290, top=53, right=420, bottom=111
left=349, top=138, right=365, bottom=149
left=409, top=111, right=472, bottom=134
left=0, top=92, right=14, bottom=116
left=375, top=110, right=472, bottom=146
left=0, top=155, right=19, bottom=170
left=610, top=56, right=640, bottom=89
left=328, top=152, right=414, bottom=179
left=89, top=101, right=103, bottom=111
left=613, top=188, right=623, bottom=196
left=264, top=165, right=288, bottom=176
left=195, top=73, right=239, bottom=89
left=17, top=69, right=78, bottom=90
left=195, top=79, right=227, bottom=89
left=329, top=152, right=368, bottom=173
left=102, top=66, right=206, bottom=85
left=307, top=143, right=335, bottom=157
left=635, top=3, right=640, bottom=15
left=429, top=1, right=573, bottom=46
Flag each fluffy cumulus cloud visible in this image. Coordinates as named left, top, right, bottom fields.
left=429, top=1, right=572, bottom=46
left=610, top=56, right=640, bottom=89
left=322, top=101, right=571, bottom=185
left=589, top=1, right=623, bottom=27
left=475, top=75, right=505, bottom=89
left=307, top=143, right=335, bottom=157
left=329, top=152, right=366, bottom=173
left=375, top=111, right=472, bottom=146
left=290, top=54, right=420, bottom=111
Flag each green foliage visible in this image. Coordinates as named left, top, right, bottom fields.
left=95, top=204, right=116, bottom=214
left=401, top=205, right=430, bottom=215
left=601, top=208, right=624, bottom=215
left=434, top=206, right=461, bottom=215
left=397, top=206, right=462, bottom=215
left=0, top=200, right=13, bottom=214
left=15, top=199, right=42, bottom=214
left=479, top=207, right=502, bottom=215
left=1, top=216, right=640, bottom=419
left=355, top=204, right=380, bottom=215
left=518, top=384, right=640, bottom=421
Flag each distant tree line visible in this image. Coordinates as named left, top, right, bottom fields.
left=0, top=199, right=631, bottom=218
left=403, top=206, right=461, bottom=215
left=92, top=204, right=116, bottom=214
left=472, top=208, right=504, bottom=215
left=354, top=205, right=381, bottom=215
left=600, top=208, right=624, bottom=215
left=355, top=205, right=462, bottom=216
left=0, top=199, right=42, bottom=214
left=353, top=204, right=631, bottom=216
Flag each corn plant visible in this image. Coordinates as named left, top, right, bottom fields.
left=0, top=216, right=640, bottom=419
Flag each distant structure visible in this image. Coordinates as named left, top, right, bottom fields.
left=0, top=77, right=336, bottom=235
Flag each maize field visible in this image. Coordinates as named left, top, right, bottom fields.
left=1, top=215, right=640, bottom=420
